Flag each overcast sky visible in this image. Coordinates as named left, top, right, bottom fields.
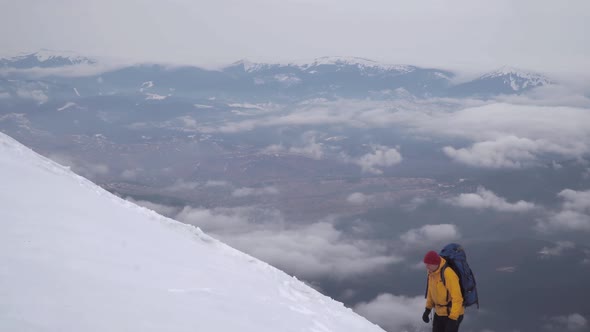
left=2, top=0, right=589, bottom=73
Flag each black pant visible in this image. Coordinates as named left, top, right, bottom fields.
left=433, top=314, right=464, bottom=332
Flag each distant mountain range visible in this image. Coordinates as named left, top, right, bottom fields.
left=0, top=49, right=97, bottom=68
left=0, top=51, right=553, bottom=102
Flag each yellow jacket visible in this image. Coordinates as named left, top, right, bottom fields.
left=425, top=258, right=464, bottom=320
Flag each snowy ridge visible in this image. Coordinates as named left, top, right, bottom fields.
left=0, top=132, right=384, bottom=332
left=479, top=66, right=551, bottom=91
left=481, top=66, right=542, bottom=78
left=231, top=59, right=272, bottom=72
left=229, top=56, right=415, bottom=73
left=1, top=49, right=96, bottom=68
left=295, top=56, right=415, bottom=72
left=30, top=49, right=93, bottom=63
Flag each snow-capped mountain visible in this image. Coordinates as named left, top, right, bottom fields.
left=222, top=56, right=454, bottom=98
left=0, top=132, right=385, bottom=332
left=0, top=51, right=554, bottom=101
left=481, top=66, right=551, bottom=87
left=450, top=66, right=552, bottom=96
left=229, top=56, right=416, bottom=74
left=0, top=49, right=96, bottom=69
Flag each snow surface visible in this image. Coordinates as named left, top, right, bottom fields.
left=0, top=132, right=385, bottom=332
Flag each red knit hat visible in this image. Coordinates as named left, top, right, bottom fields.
left=423, top=250, right=441, bottom=265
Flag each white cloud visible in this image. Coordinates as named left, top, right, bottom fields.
left=356, top=145, right=402, bottom=174
left=0, top=62, right=127, bottom=78
left=289, top=142, right=323, bottom=159
left=204, top=180, right=230, bottom=187
left=537, top=189, right=590, bottom=232
left=16, top=88, right=48, bottom=104
left=494, top=83, right=590, bottom=108
left=400, top=224, right=460, bottom=247
left=48, top=154, right=110, bottom=178
left=261, top=132, right=325, bottom=160
left=552, top=160, right=563, bottom=170
left=125, top=197, right=181, bottom=217
left=175, top=206, right=258, bottom=234
left=177, top=116, right=198, bottom=130
left=261, top=144, right=285, bottom=155
left=232, top=221, right=402, bottom=280
left=177, top=205, right=402, bottom=280
left=164, top=180, right=201, bottom=192
left=434, top=104, right=590, bottom=168
left=347, top=192, right=370, bottom=205
left=87, top=164, right=109, bottom=176
left=289, top=132, right=324, bottom=159
left=120, top=168, right=141, bottom=180
left=538, top=241, right=575, bottom=258
left=232, top=186, right=279, bottom=197
left=539, top=211, right=590, bottom=233
left=354, top=293, right=428, bottom=332
left=443, top=136, right=541, bottom=168
left=545, top=313, right=588, bottom=331
left=204, top=99, right=590, bottom=170
left=446, top=186, right=536, bottom=212
left=172, top=206, right=402, bottom=280
left=558, top=189, right=590, bottom=213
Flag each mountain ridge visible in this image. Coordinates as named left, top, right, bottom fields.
left=0, top=51, right=554, bottom=100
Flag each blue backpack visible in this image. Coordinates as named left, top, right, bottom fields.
left=426, top=243, right=479, bottom=309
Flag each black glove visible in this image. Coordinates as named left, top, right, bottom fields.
left=422, top=308, right=431, bottom=323
left=445, top=318, right=459, bottom=332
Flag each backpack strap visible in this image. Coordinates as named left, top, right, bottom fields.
left=440, top=263, right=451, bottom=315
left=440, top=263, right=448, bottom=287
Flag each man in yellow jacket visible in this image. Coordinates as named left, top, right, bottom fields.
left=422, top=250, right=464, bottom=332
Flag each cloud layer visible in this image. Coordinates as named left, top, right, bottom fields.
left=200, top=99, right=590, bottom=169
left=538, top=189, right=590, bottom=232
left=356, top=145, right=403, bottom=174
left=262, top=132, right=325, bottom=160
left=347, top=192, right=370, bottom=205
left=400, top=224, right=460, bottom=247
left=133, top=202, right=401, bottom=280
left=545, top=313, right=588, bottom=331
left=446, top=186, right=537, bottom=212
left=538, top=241, right=575, bottom=258
left=354, top=293, right=427, bottom=332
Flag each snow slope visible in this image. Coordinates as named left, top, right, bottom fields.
left=0, top=132, right=385, bottom=332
